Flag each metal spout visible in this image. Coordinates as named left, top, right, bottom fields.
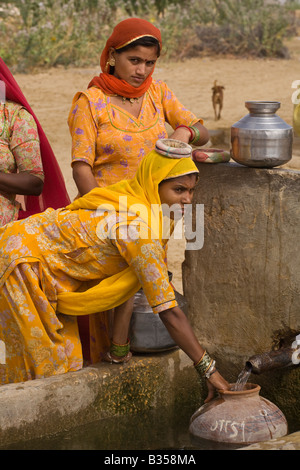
left=246, top=347, right=296, bottom=375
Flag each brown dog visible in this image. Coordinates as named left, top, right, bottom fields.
left=212, top=80, right=224, bottom=120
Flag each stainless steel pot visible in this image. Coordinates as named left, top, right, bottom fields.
left=129, top=273, right=187, bottom=353
left=231, top=101, right=293, bottom=168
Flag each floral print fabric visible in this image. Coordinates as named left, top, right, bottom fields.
left=0, top=206, right=176, bottom=383
left=0, top=101, right=44, bottom=226
left=68, top=80, right=200, bottom=188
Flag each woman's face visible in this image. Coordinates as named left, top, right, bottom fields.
left=109, top=45, right=158, bottom=88
left=158, top=174, right=198, bottom=220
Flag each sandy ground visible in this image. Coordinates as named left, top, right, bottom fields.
left=13, top=38, right=300, bottom=293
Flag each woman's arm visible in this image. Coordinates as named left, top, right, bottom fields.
left=4, top=106, right=44, bottom=196
left=159, top=306, right=205, bottom=363
left=72, top=161, right=99, bottom=196
left=68, top=94, right=99, bottom=196
left=159, top=306, right=229, bottom=401
left=159, top=82, right=210, bottom=146
left=0, top=172, right=43, bottom=195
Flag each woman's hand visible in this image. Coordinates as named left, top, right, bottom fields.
left=205, top=370, right=230, bottom=403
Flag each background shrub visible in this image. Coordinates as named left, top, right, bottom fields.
left=0, top=0, right=298, bottom=71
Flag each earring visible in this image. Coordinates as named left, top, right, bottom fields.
left=105, top=57, right=115, bottom=71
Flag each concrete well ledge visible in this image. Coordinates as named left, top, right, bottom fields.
left=2, top=347, right=300, bottom=450
left=240, top=431, right=300, bottom=450
left=0, top=349, right=200, bottom=448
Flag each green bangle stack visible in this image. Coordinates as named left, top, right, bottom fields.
left=189, top=125, right=201, bottom=145
left=110, top=339, right=130, bottom=357
left=194, top=351, right=216, bottom=379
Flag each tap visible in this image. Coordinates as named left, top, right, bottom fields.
left=246, top=335, right=300, bottom=375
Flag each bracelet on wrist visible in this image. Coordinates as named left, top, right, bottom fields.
left=189, top=125, right=201, bottom=145
left=194, top=351, right=216, bottom=379
left=175, top=124, right=194, bottom=141
left=205, top=360, right=217, bottom=379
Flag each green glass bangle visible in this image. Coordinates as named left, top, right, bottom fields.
left=189, top=125, right=201, bottom=145
left=110, top=340, right=130, bottom=357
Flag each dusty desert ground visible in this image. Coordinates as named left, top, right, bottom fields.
left=14, top=38, right=300, bottom=292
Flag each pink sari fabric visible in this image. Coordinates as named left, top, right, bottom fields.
left=0, top=58, right=70, bottom=216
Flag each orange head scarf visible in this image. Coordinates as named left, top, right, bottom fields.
left=88, top=18, right=162, bottom=98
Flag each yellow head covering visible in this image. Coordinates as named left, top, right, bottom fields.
left=57, top=140, right=198, bottom=315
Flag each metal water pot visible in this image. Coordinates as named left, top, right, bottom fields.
left=231, top=101, right=293, bottom=168
left=129, top=272, right=187, bottom=353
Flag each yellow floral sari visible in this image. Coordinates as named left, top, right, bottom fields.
left=0, top=147, right=198, bottom=384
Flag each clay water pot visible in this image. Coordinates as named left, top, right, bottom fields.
left=189, top=383, right=288, bottom=446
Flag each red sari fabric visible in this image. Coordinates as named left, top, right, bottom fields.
left=0, top=58, right=70, bottom=217
left=88, top=18, right=162, bottom=98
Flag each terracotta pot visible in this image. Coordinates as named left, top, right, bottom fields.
left=189, top=383, right=288, bottom=446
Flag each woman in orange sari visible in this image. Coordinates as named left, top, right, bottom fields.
left=68, top=17, right=209, bottom=194
left=0, top=139, right=229, bottom=401
left=68, top=18, right=210, bottom=359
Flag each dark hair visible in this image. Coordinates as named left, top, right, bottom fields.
left=115, top=36, right=161, bottom=57
left=159, top=172, right=199, bottom=187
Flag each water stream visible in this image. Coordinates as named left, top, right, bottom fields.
left=232, top=366, right=252, bottom=391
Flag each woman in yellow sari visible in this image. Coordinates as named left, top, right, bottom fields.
left=0, top=139, right=228, bottom=401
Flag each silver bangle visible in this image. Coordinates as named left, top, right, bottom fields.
left=205, top=360, right=216, bottom=379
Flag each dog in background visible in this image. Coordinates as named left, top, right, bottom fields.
left=212, top=80, right=224, bottom=120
